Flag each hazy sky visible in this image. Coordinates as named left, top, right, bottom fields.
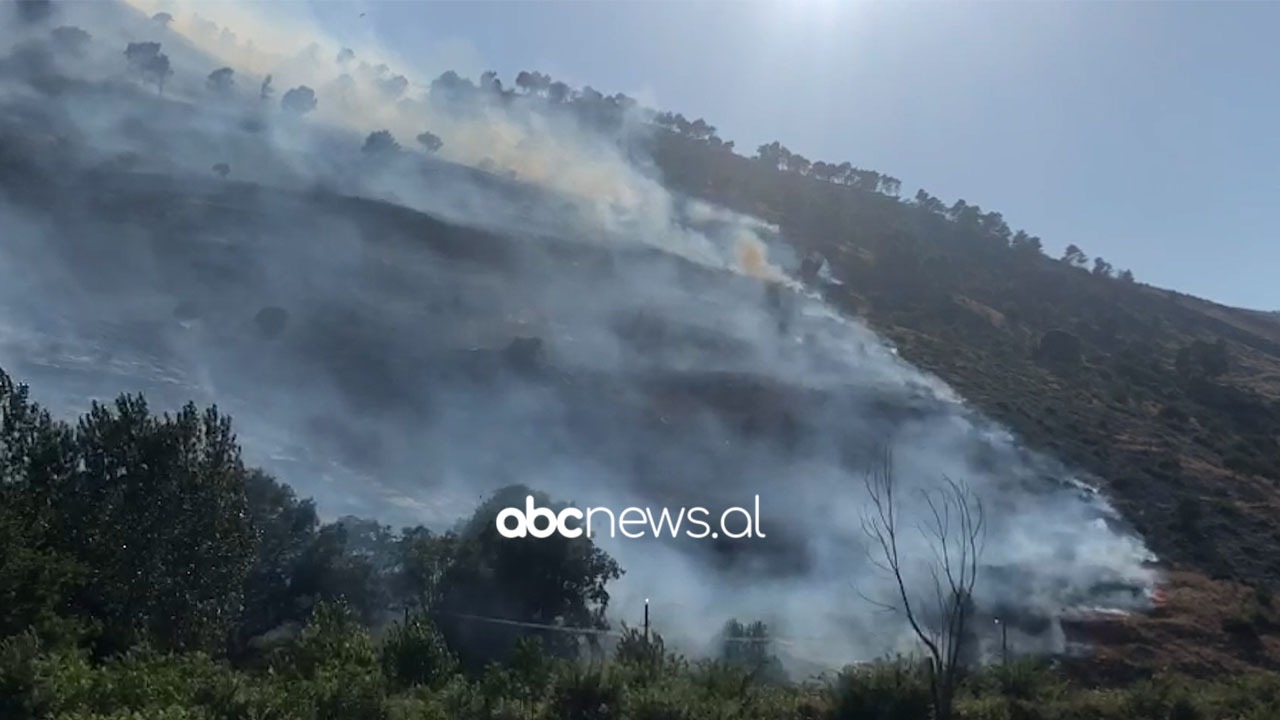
left=299, top=1, right=1277, bottom=311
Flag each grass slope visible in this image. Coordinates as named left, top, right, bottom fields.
left=648, top=130, right=1280, bottom=676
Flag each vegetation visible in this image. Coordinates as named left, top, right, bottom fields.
left=7, top=364, right=1280, bottom=718
left=416, top=131, right=444, bottom=153
left=205, top=66, right=234, bottom=95
left=282, top=85, right=318, bottom=116
left=406, top=67, right=1280, bottom=666
left=7, top=7, right=1280, bottom=709
left=11, top=0, right=1280, bottom=605
left=48, top=26, right=90, bottom=56
left=122, top=41, right=171, bottom=94
left=861, top=450, right=985, bottom=720
left=14, top=0, right=55, bottom=24
left=363, top=130, right=401, bottom=156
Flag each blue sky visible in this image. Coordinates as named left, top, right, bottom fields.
left=304, top=1, right=1278, bottom=311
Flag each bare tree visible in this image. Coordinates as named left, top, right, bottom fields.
left=860, top=447, right=985, bottom=720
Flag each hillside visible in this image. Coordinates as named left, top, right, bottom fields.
left=4, top=0, right=1280, bottom=707
left=646, top=130, right=1280, bottom=675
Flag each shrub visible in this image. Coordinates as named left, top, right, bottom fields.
left=380, top=614, right=458, bottom=692
left=546, top=665, right=627, bottom=720
left=970, top=658, right=1067, bottom=702
left=828, top=658, right=932, bottom=720
left=1034, top=329, right=1083, bottom=366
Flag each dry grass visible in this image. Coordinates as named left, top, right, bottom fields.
left=1064, top=570, right=1280, bottom=681
left=954, top=295, right=1007, bottom=328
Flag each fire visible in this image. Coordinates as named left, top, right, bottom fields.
left=735, top=233, right=785, bottom=282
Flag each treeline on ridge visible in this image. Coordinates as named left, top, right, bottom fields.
left=16, top=7, right=1132, bottom=279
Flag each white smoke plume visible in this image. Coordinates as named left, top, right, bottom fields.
left=0, top=0, right=1159, bottom=672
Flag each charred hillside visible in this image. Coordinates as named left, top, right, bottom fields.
left=645, top=129, right=1280, bottom=673
left=0, top=110, right=1160, bottom=671
left=649, top=131, right=1280, bottom=582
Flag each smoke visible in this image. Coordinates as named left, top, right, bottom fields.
left=0, top=0, right=1159, bottom=673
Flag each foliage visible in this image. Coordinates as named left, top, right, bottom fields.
left=205, top=67, right=234, bottom=94
left=6, top=47, right=1280, bottom=717
left=380, top=612, right=459, bottom=692
left=417, top=130, right=444, bottom=153
left=8, top=362, right=1280, bottom=713
left=363, top=130, right=401, bottom=155
left=426, top=485, right=623, bottom=670
left=122, top=42, right=172, bottom=93
left=1035, top=329, right=1083, bottom=366
left=1175, top=339, right=1230, bottom=379
left=15, top=0, right=54, bottom=24
left=828, top=658, right=933, bottom=720
left=49, top=26, right=91, bottom=56
left=281, top=85, right=317, bottom=115
left=719, top=619, right=786, bottom=684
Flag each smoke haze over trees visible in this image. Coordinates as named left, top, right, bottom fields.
left=3, top=1, right=1280, bottom=716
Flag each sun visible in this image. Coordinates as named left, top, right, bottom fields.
left=771, top=0, right=858, bottom=32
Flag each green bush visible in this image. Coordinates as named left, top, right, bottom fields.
left=381, top=614, right=458, bottom=692
left=545, top=665, right=627, bottom=720
left=10, top=365, right=1280, bottom=720
left=827, top=658, right=932, bottom=720
left=968, top=659, right=1067, bottom=702
left=1124, top=675, right=1202, bottom=720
